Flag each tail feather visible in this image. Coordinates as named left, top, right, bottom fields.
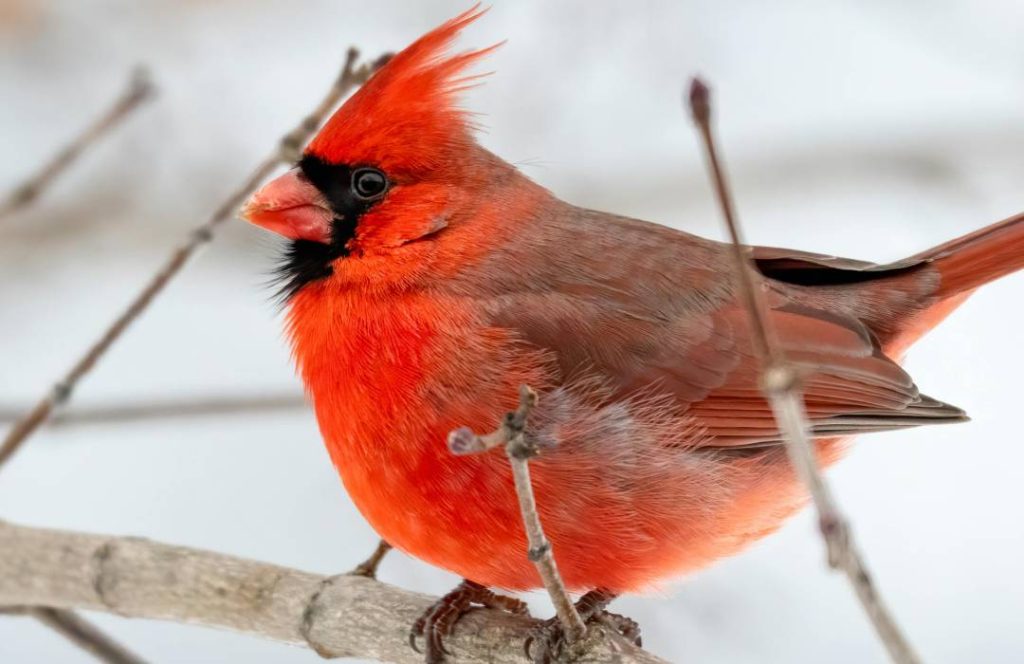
left=914, top=211, right=1024, bottom=298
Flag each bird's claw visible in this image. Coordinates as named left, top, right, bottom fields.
left=409, top=579, right=529, bottom=663
left=524, top=589, right=641, bottom=664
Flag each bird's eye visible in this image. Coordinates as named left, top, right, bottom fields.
left=351, top=168, right=388, bottom=201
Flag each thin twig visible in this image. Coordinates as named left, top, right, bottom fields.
left=350, top=539, right=393, bottom=579
left=0, top=68, right=155, bottom=223
left=449, top=385, right=588, bottom=646
left=0, top=49, right=390, bottom=473
left=0, top=394, right=306, bottom=428
left=16, top=607, right=147, bottom=664
left=0, top=520, right=667, bottom=664
left=687, top=77, right=921, bottom=664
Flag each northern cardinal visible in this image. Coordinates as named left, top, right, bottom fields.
left=241, top=7, right=1024, bottom=660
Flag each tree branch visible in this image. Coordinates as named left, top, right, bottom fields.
left=450, top=385, right=588, bottom=646
left=0, top=67, right=155, bottom=223
left=2, top=606, right=146, bottom=664
left=0, top=520, right=667, bottom=663
left=688, top=77, right=921, bottom=664
left=350, top=540, right=393, bottom=579
left=0, top=394, right=306, bottom=428
left=0, top=48, right=390, bottom=473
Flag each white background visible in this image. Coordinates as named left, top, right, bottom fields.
left=1, top=1, right=1022, bottom=662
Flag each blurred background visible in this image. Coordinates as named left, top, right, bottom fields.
left=1, top=1, right=1022, bottom=662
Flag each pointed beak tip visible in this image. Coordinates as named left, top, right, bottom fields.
left=237, top=202, right=254, bottom=223
left=238, top=197, right=265, bottom=223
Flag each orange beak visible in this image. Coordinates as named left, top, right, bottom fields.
left=240, top=169, right=333, bottom=244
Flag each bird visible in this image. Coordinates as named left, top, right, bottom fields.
left=240, top=6, right=1024, bottom=661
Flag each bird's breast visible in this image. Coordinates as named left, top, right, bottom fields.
left=284, top=284, right=539, bottom=578
left=281, top=283, right=828, bottom=592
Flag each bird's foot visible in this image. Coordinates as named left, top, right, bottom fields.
left=348, top=539, right=392, bottom=579
left=525, top=588, right=642, bottom=663
left=410, top=579, right=530, bottom=663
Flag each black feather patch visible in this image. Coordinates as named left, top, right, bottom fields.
left=273, top=238, right=343, bottom=301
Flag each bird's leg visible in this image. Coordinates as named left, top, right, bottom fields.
left=410, top=578, right=529, bottom=663
left=525, top=588, right=642, bottom=663
left=349, top=539, right=392, bottom=579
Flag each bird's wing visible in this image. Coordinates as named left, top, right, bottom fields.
left=444, top=204, right=963, bottom=447
left=481, top=285, right=964, bottom=448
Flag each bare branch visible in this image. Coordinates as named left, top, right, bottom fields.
left=449, top=385, right=588, bottom=648
left=687, top=77, right=921, bottom=664
left=0, top=68, right=155, bottom=223
left=350, top=540, right=392, bottom=579
left=0, top=49, right=390, bottom=473
left=0, top=394, right=306, bottom=428
left=3, top=606, right=147, bottom=664
left=0, top=520, right=667, bottom=663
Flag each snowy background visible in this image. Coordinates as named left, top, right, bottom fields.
left=1, top=1, right=1023, bottom=662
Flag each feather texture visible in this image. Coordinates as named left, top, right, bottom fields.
left=243, top=9, right=1024, bottom=592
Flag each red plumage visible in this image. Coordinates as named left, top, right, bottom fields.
left=306, top=6, right=496, bottom=180
left=242, top=8, right=1024, bottom=598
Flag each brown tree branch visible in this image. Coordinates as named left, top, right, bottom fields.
left=2, top=606, right=147, bottom=664
left=688, top=77, right=922, bottom=664
left=0, top=520, right=667, bottom=664
left=350, top=539, right=393, bottom=579
left=448, top=386, right=589, bottom=650
left=0, top=48, right=390, bottom=473
left=0, top=67, right=155, bottom=223
left=0, top=394, right=307, bottom=428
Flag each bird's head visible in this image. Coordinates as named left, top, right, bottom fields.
left=241, top=6, right=525, bottom=298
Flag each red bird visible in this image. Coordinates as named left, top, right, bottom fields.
left=242, top=7, right=1024, bottom=660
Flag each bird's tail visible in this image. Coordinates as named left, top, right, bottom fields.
left=872, top=211, right=1024, bottom=357
left=913, top=211, right=1024, bottom=298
